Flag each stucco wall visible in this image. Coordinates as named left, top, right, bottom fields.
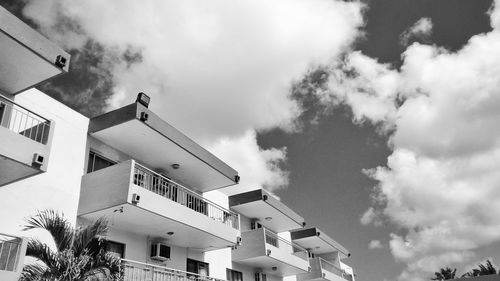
left=0, top=89, right=89, bottom=239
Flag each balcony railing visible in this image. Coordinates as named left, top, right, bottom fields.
left=133, top=163, right=240, bottom=230
left=318, top=257, right=343, bottom=277
left=0, top=95, right=50, bottom=144
left=263, top=228, right=309, bottom=261
left=122, top=259, right=226, bottom=281
left=0, top=233, right=22, bottom=272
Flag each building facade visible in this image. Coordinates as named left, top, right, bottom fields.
left=0, top=5, right=355, bottom=281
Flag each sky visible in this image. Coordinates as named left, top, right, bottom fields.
left=2, top=0, right=500, bottom=280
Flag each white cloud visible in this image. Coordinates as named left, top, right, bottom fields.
left=21, top=0, right=364, bottom=192
left=209, top=130, right=288, bottom=194
left=369, top=240, right=384, bottom=249
left=400, top=18, right=433, bottom=46
left=322, top=0, right=500, bottom=279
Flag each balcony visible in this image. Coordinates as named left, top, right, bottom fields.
left=232, top=227, right=309, bottom=277
left=290, top=228, right=350, bottom=259
left=0, top=95, right=52, bottom=186
left=78, top=159, right=241, bottom=250
left=0, top=6, right=70, bottom=95
left=229, top=189, right=305, bottom=233
left=0, top=233, right=28, bottom=281
left=122, top=259, right=225, bottom=281
left=88, top=102, right=239, bottom=192
left=298, top=257, right=350, bottom=281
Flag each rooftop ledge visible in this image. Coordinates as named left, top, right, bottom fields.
left=88, top=102, right=239, bottom=192
left=291, top=227, right=350, bottom=259
left=0, top=6, right=70, bottom=95
left=229, top=189, right=305, bottom=233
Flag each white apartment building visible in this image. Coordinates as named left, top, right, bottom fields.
left=0, top=5, right=355, bottom=281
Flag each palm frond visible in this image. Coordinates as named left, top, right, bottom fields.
left=25, top=239, right=58, bottom=268
left=20, top=263, right=47, bottom=281
left=23, top=209, right=74, bottom=251
left=73, top=217, right=109, bottom=256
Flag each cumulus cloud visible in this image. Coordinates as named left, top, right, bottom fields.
left=400, top=18, right=433, bottom=46
left=369, top=240, right=384, bottom=250
left=20, top=0, right=364, bottom=192
left=320, top=0, right=500, bottom=279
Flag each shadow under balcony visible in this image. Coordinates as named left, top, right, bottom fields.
left=232, top=227, right=310, bottom=277
left=0, top=95, right=52, bottom=186
left=88, top=102, right=239, bottom=193
left=78, top=159, right=241, bottom=250
left=0, top=6, right=70, bottom=95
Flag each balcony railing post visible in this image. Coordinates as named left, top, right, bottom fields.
left=132, top=163, right=239, bottom=230
left=0, top=95, right=51, bottom=145
left=122, top=259, right=228, bottom=281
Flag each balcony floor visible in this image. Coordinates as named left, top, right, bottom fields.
left=0, top=155, right=41, bottom=186
left=80, top=203, right=235, bottom=250
left=234, top=255, right=309, bottom=277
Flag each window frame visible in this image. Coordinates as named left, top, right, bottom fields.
left=87, top=150, right=116, bottom=173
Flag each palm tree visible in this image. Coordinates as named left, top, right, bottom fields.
left=20, top=209, right=122, bottom=281
left=431, top=267, right=457, bottom=280
left=462, top=260, right=497, bottom=278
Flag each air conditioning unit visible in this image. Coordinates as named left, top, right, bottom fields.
left=255, top=272, right=267, bottom=281
left=32, top=153, right=45, bottom=167
left=150, top=243, right=170, bottom=261
left=132, top=193, right=141, bottom=204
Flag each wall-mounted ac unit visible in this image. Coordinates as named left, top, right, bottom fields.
left=132, top=193, right=141, bottom=204
left=150, top=243, right=170, bottom=261
left=255, top=272, right=267, bottom=281
left=32, top=153, right=45, bottom=167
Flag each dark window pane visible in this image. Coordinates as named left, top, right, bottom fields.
left=87, top=151, right=115, bottom=173
left=227, top=269, right=243, bottom=281
left=106, top=241, right=125, bottom=258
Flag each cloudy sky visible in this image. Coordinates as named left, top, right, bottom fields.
left=3, top=0, right=500, bottom=280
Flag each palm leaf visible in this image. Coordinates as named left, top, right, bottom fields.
left=23, top=209, right=74, bottom=252
left=73, top=217, right=109, bottom=256
left=25, top=239, right=58, bottom=268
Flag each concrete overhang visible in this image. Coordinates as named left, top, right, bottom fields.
left=0, top=6, right=70, bottom=95
left=79, top=204, right=237, bottom=251
left=229, top=189, right=305, bottom=233
left=88, top=102, right=239, bottom=192
left=291, top=227, right=350, bottom=259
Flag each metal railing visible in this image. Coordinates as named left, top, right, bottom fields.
left=122, top=259, right=227, bottom=281
left=343, top=273, right=353, bottom=281
left=318, top=257, right=343, bottom=277
left=133, top=163, right=240, bottom=230
left=0, top=233, right=22, bottom=272
left=263, top=228, right=309, bottom=261
left=0, top=95, right=50, bottom=144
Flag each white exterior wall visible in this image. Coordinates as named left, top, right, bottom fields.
left=104, top=226, right=204, bottom=272
left=0, top=89, right=88, bottom=241
left=340, top=262, right=354, bottom=281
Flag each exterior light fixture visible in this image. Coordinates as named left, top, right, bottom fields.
left=265, top=217, right=272, bottom=221
left=171, top=163, right=180, bottom=169
left=136, top=92, right=151, bottom=108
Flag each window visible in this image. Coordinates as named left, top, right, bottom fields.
left=227, top=269, right=243, bottom=281
left=106, top=241, right=125, bottom=259
left=87, top=151, right=115, bottom=173
left=0, top=102, right=6, bottom=127
left=187, top=259, right=209, bottom=276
